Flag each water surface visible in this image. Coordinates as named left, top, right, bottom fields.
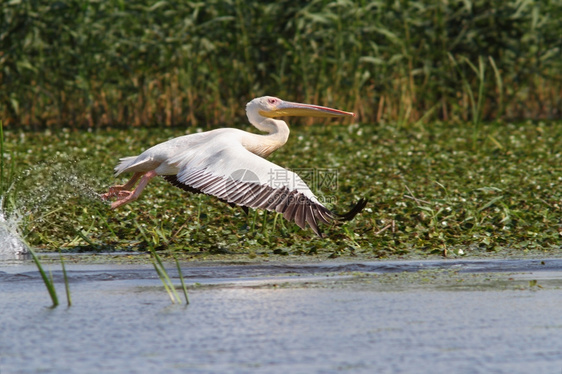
left=1, top=258, right=561, bottom=374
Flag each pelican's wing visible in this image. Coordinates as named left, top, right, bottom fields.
left=168, top=143, right=364, bottom=237
left=162, top=174, right=250, bottom=215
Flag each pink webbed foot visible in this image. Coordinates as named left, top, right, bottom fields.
left=100, top=185, right=127, bottom=201
left=101, top=171, right=158, bottom=209
left=110, top=191, right=136, bottom=209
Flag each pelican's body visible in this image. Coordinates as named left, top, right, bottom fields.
left=102, top=96, right=366, bottom=236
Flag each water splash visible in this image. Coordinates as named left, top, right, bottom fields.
left=0, top=158, right=106, bottom=254
left=0, top=197, right=28, bottom=258
left=14, top=159, right=103, bottom=213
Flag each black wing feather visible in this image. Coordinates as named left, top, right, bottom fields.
left=162, top=174, right=366, bottom=237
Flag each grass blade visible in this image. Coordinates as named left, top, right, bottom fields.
left=150, top=248, right=181, bottom=304
left=60, top=253, right=72, bottom=307
left=173, top=253, right=189, bottom=305
left=488, top=56, right=504, bottom=118
left=29, top=248, right=59, bottom=308
left=151, top=258, right=177, bottom=303
left=1, top=120, right=4, bottom=193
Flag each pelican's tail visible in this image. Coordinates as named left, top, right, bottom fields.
left=113, top=156, right=138, bottom=176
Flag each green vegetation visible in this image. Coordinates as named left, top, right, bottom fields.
left=28, top=248, right=59, bottom=307
left=1, top=0, right=560, bottom=128
left=60, top=252, right=72, bottom=306
left=1, top=1, right=560, bottom=258
left=150, top=247, right=189, bottom=304
left=28, top=248, right=72, bottom=307
left=1, top=119, right=561, bottom=258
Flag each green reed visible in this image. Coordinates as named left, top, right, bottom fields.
left=0, top=120, right=15, bottom=197
left=27, top=248, right=73, bottom=308
left=1, top=0, right=560, bottom=128
left=150, top=248, right=189, bottom=305
left=150, top=248, right=181, bottom=304
left=60, top=252, right=72, bottom=307
left=29, top=248, right=59, bottom=308
left=174, top=252, right=190, bottom=305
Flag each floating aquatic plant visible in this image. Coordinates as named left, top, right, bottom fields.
left=3, top=117, right=562, bottom=257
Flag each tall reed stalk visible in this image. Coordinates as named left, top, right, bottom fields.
left=0, top=120, right=14, bottom=197
left=0, top=121, right=4, bottom=193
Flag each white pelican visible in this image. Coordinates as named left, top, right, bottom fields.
left=101, top=96, right=366, bottom=237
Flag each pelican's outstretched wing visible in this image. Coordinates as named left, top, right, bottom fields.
left=165, top=143, right=365, bottom=237
left=162, top=174, right=250, bottom=215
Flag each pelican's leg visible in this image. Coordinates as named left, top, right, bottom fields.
left=110, top=170, right=158, bottom=209
left=101, top=172, right=143, bottom=200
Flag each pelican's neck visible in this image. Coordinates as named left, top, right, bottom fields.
left=243, top=117, right=290, bottom=158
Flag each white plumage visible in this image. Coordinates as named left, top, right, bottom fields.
left=101, top=96, right=366, bottom=236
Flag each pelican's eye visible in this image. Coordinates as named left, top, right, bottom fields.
left=267, top=98, right=278, bottom=105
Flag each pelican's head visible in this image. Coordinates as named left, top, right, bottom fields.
left=246, top=96, right=355, bottom=121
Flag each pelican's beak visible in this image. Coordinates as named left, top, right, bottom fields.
left=261, top=100, right=355, bottom=118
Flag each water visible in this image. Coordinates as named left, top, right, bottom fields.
left=1, top=258, right=561, bottom=374
left=0, top=201, right=28, bottom=258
